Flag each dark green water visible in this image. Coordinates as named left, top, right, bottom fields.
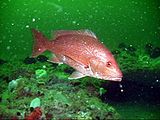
left=0, top=0, right=160, bottom=60
left=0, top=0, right=160, bottom=119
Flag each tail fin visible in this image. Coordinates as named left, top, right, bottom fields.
left=32, top=29, right=48, bottom=57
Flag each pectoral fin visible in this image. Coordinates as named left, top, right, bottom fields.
left=68, top=71, right=86, bottom=79
left=47, top=55, right=63, bottom=64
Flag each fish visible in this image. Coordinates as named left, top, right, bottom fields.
left=32, top=29, right=123, bottom=81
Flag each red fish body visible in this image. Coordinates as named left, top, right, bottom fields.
left=32, top=29, right=122, bottom=81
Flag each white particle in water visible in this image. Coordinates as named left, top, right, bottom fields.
left=26, top=25, right=29, bottom=28
left=120, top=89, right=124, bottom=92
left=89, top=15, right=93, bottom=18
left=40, top=0, right=44, bottom=4
left=95, top=10, right=98, bottom=13
left=32, top=18, right=36, bottom=22
left=132, top=18, right=136, bottom=21
left=6, top=46, right=10, bottom=50
left=129, top=44, right=133, bottom=47
left=64, top=12, right=68, bottom=15
left=9, top=40, right=12, bottom=42
left=125, top=37, right=128, bottom=39
left=156, top=79, right=159, bottom=82
left=119, top=84, right=123, bottom=88
left=11, top=23, right=14, bottom=26
left=72, top=21, right=76, bottom=24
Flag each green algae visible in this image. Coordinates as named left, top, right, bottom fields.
left=35, top=69, right=47, bottom=79
left=0, top=60, right=119, bottom=119
left=0, top=43, right=159, bottom=119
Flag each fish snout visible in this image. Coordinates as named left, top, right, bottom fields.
left=105, top=68, right=123, bottom=81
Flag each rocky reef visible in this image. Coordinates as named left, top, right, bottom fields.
left=0, top=57, right=119, bottom=119
left=0, top=43, right=159, bottom=119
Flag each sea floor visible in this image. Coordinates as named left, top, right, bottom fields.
left=0, top=42, right=160, bottom=119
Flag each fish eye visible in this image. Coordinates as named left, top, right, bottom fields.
left=106, top=61, right=112, bottom=67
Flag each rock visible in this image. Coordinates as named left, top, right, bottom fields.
left=145, top=43, right=153, bottom=54
left=23, top=57, right=37, bottom=64
left=112, top=50, right=121, bottom=55
left=127, top=45, right=136, bottom=52
left=36, top=55, right=48, bottom=62
left=150, top=47, right=160, bottom=58
left=0, top=59, right=7, bottom=65
left=64, top=67, right=74, bottom=74
left=118, top=43, right=127, bottom=50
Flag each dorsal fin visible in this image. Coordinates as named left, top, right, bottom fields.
left=53, top=29, right=97, bottom=39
